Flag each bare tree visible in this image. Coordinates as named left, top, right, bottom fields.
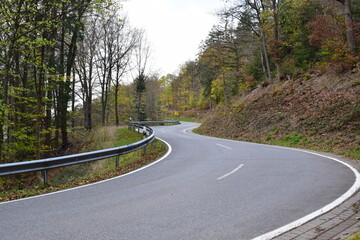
left=112, top=18, right=141, bottom=125
left=96, top=11, right=119, bottom=125
left=76, top=14, right=101, bottom=130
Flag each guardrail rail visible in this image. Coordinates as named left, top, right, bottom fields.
left=0, top=121, right=179, bottom=184
left=129, top=120, right=180, bottom=126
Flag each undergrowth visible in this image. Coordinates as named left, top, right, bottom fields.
left=0, top=127, right=167, bottom=202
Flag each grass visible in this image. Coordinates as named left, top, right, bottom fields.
left=264, top=134, right=360, bottom=161
left=338, top=150, right=360, bottom=161
left=348, top=230, right=360, bottom=240
left=264, top=139, right=359, bottom=161
left=196, top=126, right=360, bottom=161
left=0, top=127, right=168, bottom=202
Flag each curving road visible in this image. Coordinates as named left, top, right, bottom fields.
left=0, top=122, right=356, bottom=240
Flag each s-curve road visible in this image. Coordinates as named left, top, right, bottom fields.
left=0, top=122, right=358, bottom=240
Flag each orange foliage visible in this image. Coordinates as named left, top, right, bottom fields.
left=244, top=74, right=253, bottom=85
left=268, top=39, right=282, bottom=62
left=307, top=15, right=344, bottom=49
left=308, top=14, right=359, bottom=72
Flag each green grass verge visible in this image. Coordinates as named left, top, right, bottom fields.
left=195, top=128, right=360, bottom=161
left=0, top=127, right=167, bottom=202
left=264, top=138, right=360, bottom=161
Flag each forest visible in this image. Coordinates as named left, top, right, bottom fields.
left=0, top=0, right=359, bottom=164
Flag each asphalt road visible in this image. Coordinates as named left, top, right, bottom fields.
left=0, top=122, right=356, bottom=240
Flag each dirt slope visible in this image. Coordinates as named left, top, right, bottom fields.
left=198, top=69, right=360, bottom=159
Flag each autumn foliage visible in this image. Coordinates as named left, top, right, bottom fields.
left=308, top=14, right=359, bottom=72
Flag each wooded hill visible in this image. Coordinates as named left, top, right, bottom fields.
left=191, top=0, right=360, bottom=159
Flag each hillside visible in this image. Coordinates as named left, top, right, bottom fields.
left=197, top=68, right=360, bottom=160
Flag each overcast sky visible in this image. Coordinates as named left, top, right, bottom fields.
left=121, top=0, right=226, bottom=76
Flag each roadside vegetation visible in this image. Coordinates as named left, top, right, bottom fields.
left=0, top=127, right=167, bottom=202
left=196, top=69, right=360, bottom=160
left=348, top=230, right=360, bottom=240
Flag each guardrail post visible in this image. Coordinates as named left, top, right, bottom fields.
left=143, top=146, right=147, bottom=154
left=115, top=155, right=120, bottom=169
left=42, top=170, right=48, bottom=185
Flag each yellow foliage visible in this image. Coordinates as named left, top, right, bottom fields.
left=272, top=87, right=283, bottom=96
left=230, top=101, right=245, bottom=115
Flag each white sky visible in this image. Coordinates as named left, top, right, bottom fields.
left=121, top=0, right=226, bottom=76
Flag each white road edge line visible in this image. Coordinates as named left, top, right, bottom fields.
left=216, top=143, right=232, bottom=150
left=250, top=147, right=360, bottom=240
left=183, top=127, right=196, bottom=134
left=191, top=130, right=360, bottom=239
left=217, top=164, right=244, bottom=180
left=0, top=137, right=172, bottom=205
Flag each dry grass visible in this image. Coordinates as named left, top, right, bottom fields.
left=0, top=127, right=168, bottom=202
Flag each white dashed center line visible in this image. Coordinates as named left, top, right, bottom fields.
left=217, top=164, right=245, bottom=180
left=216, top=143, right=232, bottom=150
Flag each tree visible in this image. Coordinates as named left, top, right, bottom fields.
left=112, top=18, right=140, bottom=126
left=134, top=72, right=147, bottom=121
left=335, top=0, right=357, bottom=55
left=0, top=0, right=114, bottom=164
left=225, top=0, right=272, bottom=81
left=145, top=75, right=162, bottom=120
left=76, top=14, right=101, bottom=130
left=133, top=33, right=151, bottom=121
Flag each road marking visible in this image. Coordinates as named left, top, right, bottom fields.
left=216, top=143, right=232, bottom=150
left=250, top=148, right=360, bottom=240
left=189, top=130, right=360, bottom=239
left=0, top=137, right=173, bottom=205
left=183, top=127, right=196, bottom=134
left=217, top=164, right=244, bottom=180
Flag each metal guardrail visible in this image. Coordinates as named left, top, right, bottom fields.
left=130, top=120, right=180, bottom=126
left=0, top=121, right=178, bottom=184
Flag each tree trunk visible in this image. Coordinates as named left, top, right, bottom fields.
left=344, top=0, right=356, bottom=55
left=222, top=71, right=228, bottom=103
left=273, top=0, right=281, bottom=81
left=45, top=86, right=53, bottom=144
left=45, top=41, right=56, bottom=145
left=259, top=50, right=267, bottom=81
left=58, top=6, right=67, bottom=147
left=261, top=30, right=272, bottom=81
left=87, top=99, right=92, bottom=130
left=54, top=89, right=60, bottom=147
left=0, top=122, right=3, bottom=163
left=115, top=83, right=120, bottom=126
left=137, top=93, right=141, bottom=121
left=71, top=68, right=76, bottom=129
left=35, top=45, right=46, bottom=159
